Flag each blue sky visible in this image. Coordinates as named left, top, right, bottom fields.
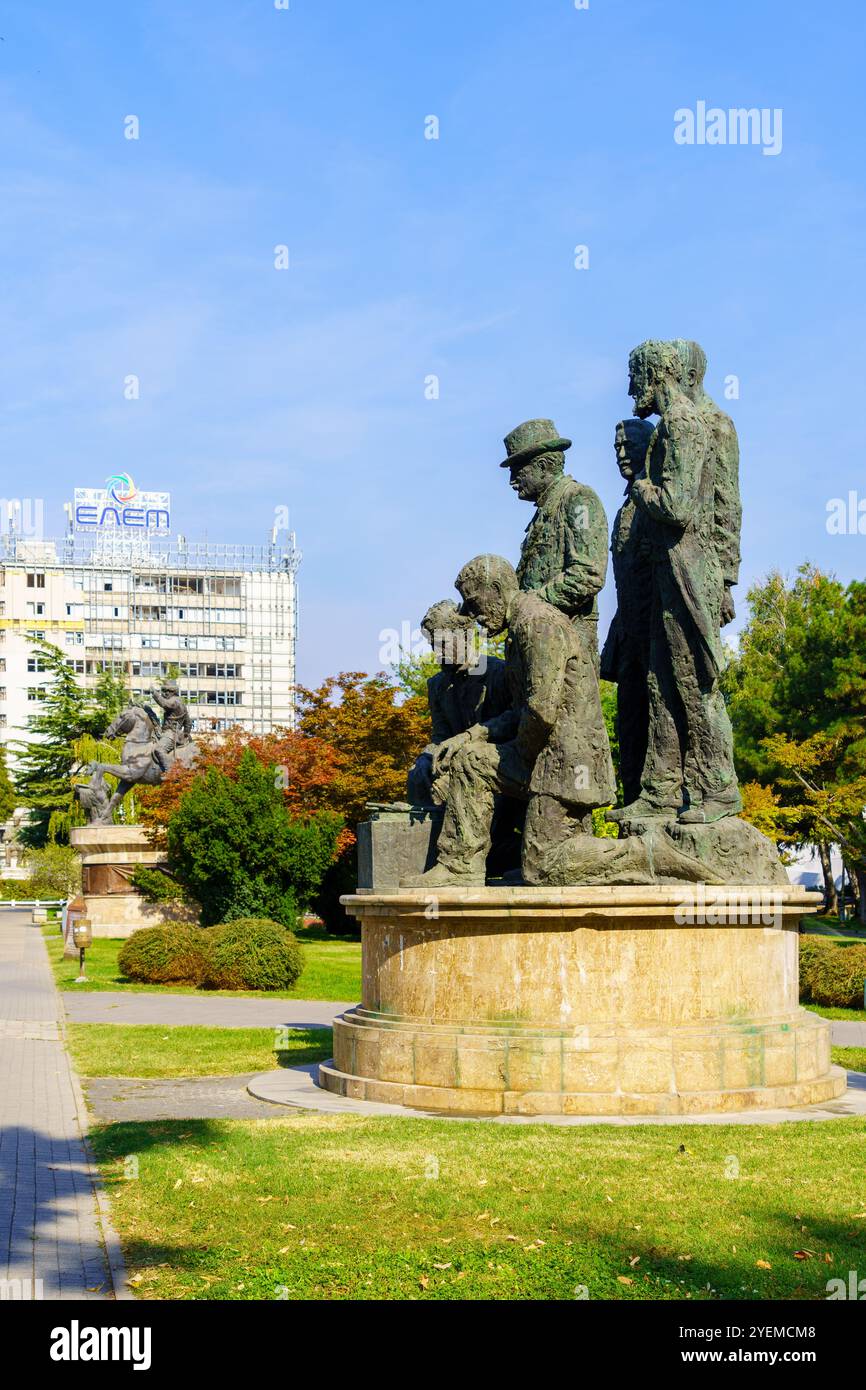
left=1, top=0, right=864, bottom=684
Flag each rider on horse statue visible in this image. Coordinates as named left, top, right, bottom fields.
left=74, top=679, right=197, bottom=825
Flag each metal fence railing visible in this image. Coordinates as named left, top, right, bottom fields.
left=0, top=899, right=66, bottom=910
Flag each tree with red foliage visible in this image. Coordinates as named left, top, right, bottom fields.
left=295, top=671, right=431, bottom=830
left=139, top=725, right=348, bottom=849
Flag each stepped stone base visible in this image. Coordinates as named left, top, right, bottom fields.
left=323, top=884, right=844, bottom=1117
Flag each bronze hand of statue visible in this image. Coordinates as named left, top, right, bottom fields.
left=432, top=730, right=472, bottom=776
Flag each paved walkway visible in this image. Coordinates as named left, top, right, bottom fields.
left=0, top=914, right=123, bottom=1299
left=829, top=1020, right=866, bottom=1047
left=64, top=993, right=347, bottom=1029
left=83, top=1074, right=283, bottom=1123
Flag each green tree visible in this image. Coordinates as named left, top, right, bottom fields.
left=23, top=843, right=82, bottom=898
left=12, top=641, right=94, bottom=846
left=0, top=744, right=17, bottom=822
left=166, top=748, right=343, bottom=927
left=725, top=566, right=866, bottom=916
left=12, top=643, right=132, bottom=845
left=91, top=666, right=131, bottom=724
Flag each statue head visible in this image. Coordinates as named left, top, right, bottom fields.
left=614, top=418, right=655, bottom=481
left=420, top=599, right=478, bottom=670
left=500, top=419, right=572, bottom=502
left=161, top=679, right=180, bottom=696
left=672, top=339, right=708, bottom=401
left=455, top=554, right=518, bottom=638
left=628, top=339, right=683, bottom=419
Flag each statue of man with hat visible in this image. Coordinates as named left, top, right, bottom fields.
left=502, top=419, right=610, bottom=668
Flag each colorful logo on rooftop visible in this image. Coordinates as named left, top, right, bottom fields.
left=106, top=473, right=138, bottom=505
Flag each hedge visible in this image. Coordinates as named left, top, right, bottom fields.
left=202, top=918, right=305, bottom=992
left=800, top=935, right=866, bottom=1009
left=117, top=923, right=212, bottom=986
left=117, top=917, right=304, bottom=992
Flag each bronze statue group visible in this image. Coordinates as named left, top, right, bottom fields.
left=407, top=338, right=758, bottom=889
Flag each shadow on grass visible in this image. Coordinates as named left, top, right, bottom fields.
left=86, top=1114, right=866, bottom=1301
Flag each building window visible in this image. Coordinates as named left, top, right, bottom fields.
left=27, top=688, right=47, bottom=702
left=26, top=573, right=45, bottom=588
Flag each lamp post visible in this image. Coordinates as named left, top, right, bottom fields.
left=71, top=918, right=92, bottom=983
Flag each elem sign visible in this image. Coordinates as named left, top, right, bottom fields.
left=73, top=476, right=171, bottom=533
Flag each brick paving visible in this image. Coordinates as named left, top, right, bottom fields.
left=0, top=913, right=120, bottom=1300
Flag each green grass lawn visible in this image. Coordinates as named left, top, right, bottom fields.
left=44, top=922, right=360, bottom=1002
left=802, top=915, right=866, bottom=941
left=90, top=1113, right=866, bottom=1301
left=67, top=1024, right=333, bottom=1078
left=832, top=1046, right=866, bottom=1074
left=812, top=1005, right=866, bottom=1023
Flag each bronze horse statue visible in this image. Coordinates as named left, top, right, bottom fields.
left=75, top=703, right=198, bottom=826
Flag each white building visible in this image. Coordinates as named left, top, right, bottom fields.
left=0, top=520, right=300, bottom=751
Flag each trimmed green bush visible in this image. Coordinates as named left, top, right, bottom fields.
left=799, top=936, right=832, bottom=1002
left=118, top=923, right=211, bottom=986
left=800, top=936, right=866, bottom=1008
left=166, top=748, right=343, bottom=927
left=202, top=918, right=305, bottom=992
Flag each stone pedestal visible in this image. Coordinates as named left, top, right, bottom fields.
left=356, top=804, right=441, bottom=891
left=70, top=825, right=198, bottom=938
left=321, top=884, right=846, bottom=1116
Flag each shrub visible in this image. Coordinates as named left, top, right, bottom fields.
left=220, top=876, right=298, bottom=930
left=166, top=749, right=343, bottom=926
left=118, top=923, right=211, bottom=986
left=130, top=865, right=190, bottom=904
left=800, top=936, right=866, bottom=1008
left=798, top=936, right=833, bottom=1002
left=202, top=918, right=305, bottom=992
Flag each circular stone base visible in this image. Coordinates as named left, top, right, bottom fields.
left=321, top=1009, right=846, bottom=1116
left=326, top=884, right=845, bottom=1117
left=249, top=1065, right=864, bottom=1126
